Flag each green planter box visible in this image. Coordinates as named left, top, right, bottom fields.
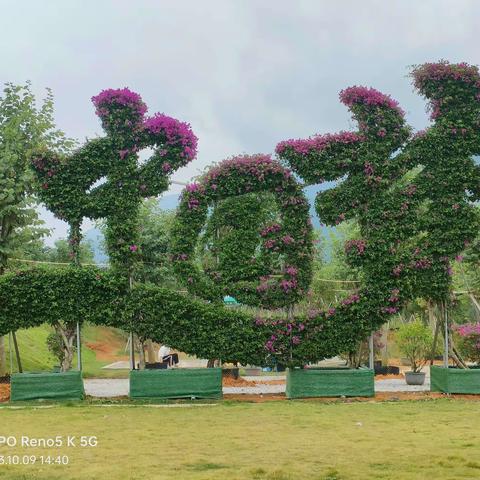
left=430, top=366, right=480, bottom=394
left=11, top=371, right=84, bottom=402
left=286, top=367, right=374, bottom=399
left=129, top=368, right=223, bottom=399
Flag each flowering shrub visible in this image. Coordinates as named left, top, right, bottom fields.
left=2, top=63, right=477, bottom=369
left=273, top=62, right=479, bottom=364
left=275, top=83, right=413, bottom=363
left=454, top=323, right=480, bottom=364
left=31, top=87, right=197, bottom=272
left=406, top=61, right=480, bottom=299
left=397, top=319, right=433, bottom=373
left=171, top=154, right=313, bottom=308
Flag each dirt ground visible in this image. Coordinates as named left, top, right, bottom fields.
left=222, top=376, right=257, bottom=387
left=85, top=327, right=129, bottom=362
left=0, top=384, right=10, bottom=402
left=223, top=391, right=480, bottom=402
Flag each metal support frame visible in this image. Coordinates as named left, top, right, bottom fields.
left=129, top=333, right=135, bottom=370
left=368, top=332, right=374, bottom=370
left=9, top=332, right=13, bottom=374
left=76, top=321, right=82, bottom=371
left=443, top=301, right=449, bottom=368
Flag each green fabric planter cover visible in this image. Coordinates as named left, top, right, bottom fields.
left=129, top=368, right=222, bottom=399
left=286, top=367, right=374, bottom=399
left=11, top=371, right=84, bottom=402
left=430, top=366, right=480, bottom=394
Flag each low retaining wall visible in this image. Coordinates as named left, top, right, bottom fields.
left=129, top=368, right=222, bottom=399
left=10, top=371, right=84, bottom=402
left=286, top=367, right=375, bottom=399
left=430, top=366, right=480, bottom=394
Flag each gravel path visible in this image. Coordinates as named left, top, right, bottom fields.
left=84, top=376, right=429, bottom=398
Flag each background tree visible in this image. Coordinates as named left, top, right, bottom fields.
left=133, top=199, right=177, bottom=287
left=310, top=221, right=361, bottom=306
left=0, top=82, right=72, bottom=376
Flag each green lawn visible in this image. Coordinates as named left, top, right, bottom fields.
left=0, top=399, right=479, bottom=479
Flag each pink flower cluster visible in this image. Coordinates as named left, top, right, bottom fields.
left=381, top=306, right=398, bottom=315
left=392, top=264, right=404, bottom=277
left=144, top=113, right=198, bottom=161
left=280, top=279, right=297, bottom=293
left=364, top=162, right=374, bottom=176
left=92, top=88, right=147, bottom=118
left=345, top=239, right=366, bottom=255
left=412, top=129, right=427, bottom=140
left=412, top=258, right=431, bottom=270
left=282, top=235, right=294, bottom=245
left=388, top=289, right=400, bottom=303
left=454, top=323, right=480, bottom=337
left=412, top=61, right=480, bottom=92
left=342, top=293, right=360, bottom=305
left=185, top=182, right=201, bottom=193
left=204, top=154, right=291, bottom=186
left=276, top=131, right=364, bottom=156
left=260, top=223, right=282, bottom=237
left=339, top=86, right=405, bottom=117
left=284, top=265, right=298, bottom=276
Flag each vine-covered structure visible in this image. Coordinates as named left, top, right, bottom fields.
left=0, top=62, right=479, bottom=369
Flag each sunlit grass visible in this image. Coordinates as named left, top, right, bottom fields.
left=0, top=399, right=479, bottom=479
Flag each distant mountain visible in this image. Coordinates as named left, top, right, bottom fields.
left=84, top=184, right=335, bottom=264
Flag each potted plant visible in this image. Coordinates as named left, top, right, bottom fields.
left=397, top=319, right=432, bottom=385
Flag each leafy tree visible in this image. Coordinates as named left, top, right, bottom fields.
left=397, top=318, right=433, bottom=373
left=46, top=239, right=95, bottom=265
left=134, top=198, right=177, bottom=286
left=0, top=82, right=72, bottom=375
left=310, top=221, right=361, bottom=306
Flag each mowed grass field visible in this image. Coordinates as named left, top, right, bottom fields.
left=0, top=400, right=479, bottom=480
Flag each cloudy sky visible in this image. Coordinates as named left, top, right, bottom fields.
left=2, top=0, right=479, bottom=241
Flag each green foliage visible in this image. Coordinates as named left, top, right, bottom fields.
left=2, top=63, right=479, bottom=369
left=0, top=266, right=123, bottom=336
left=273, top=61, right=480, bottom=363
left=46, top=332, right=69, bottom=366
left=30, top=88, right=197, bottom=272
left=0, top=82, right=72, bottom=272
left=171, top=154, right=314, bottom=308
left=130, top=198, right=177, bottom=286
left=397, top=318, right=433, bottom=372
left=311, top=222, right=361, bottom=305
left=455, top=324, right=480, bottom=365
left=46, top=238, right=95, bottom=264
left=120, top=283, right=270, bottom=366
left=198, top=192, right=278, bottom=288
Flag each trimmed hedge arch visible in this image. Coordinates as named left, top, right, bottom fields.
left=0, top=267, right=123, bottom=337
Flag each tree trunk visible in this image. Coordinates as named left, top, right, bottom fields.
left=68, top=222, right=82, bottom=266
left=137, top=338, right=146, bottom=370
left=12, top=331, right=22, bottom=373
left=0, top=261, right=6, bottom=376
left=145, top=339, right=156, bottom=364
left=0, top=336, right=6, bottom=377
left=55, top=322, right=76, bottom=372
left=61, top=346, right=74, bottom=372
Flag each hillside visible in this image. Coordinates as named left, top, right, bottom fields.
left=4, top=324, right=129, bottom=378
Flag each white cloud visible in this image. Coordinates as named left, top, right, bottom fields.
left=2, top=0, right=479, bottom=240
